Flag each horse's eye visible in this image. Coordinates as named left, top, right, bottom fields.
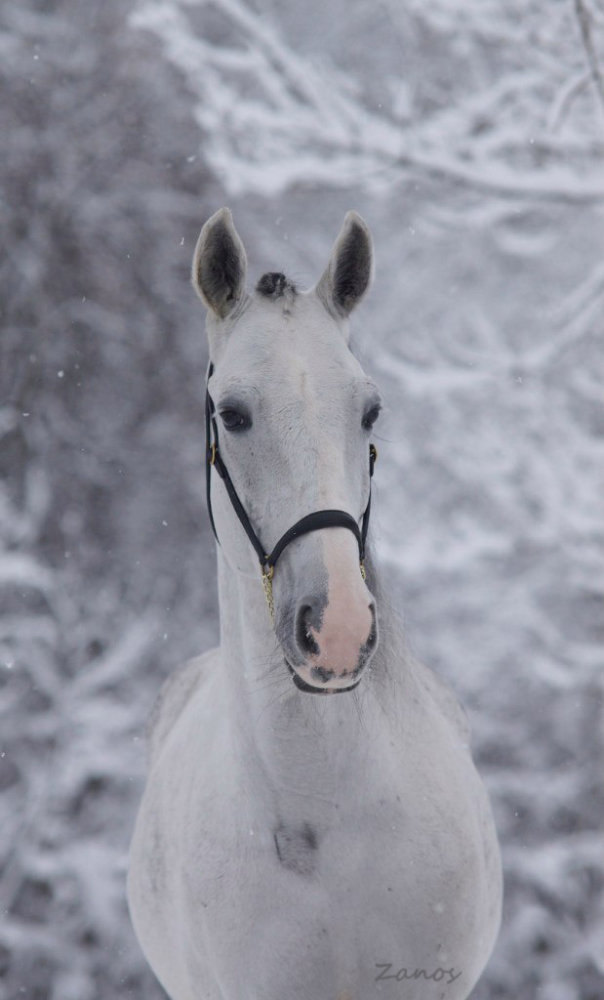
left=362, top=404, right=381, bottom=431
left=220, top=408, right=251, bottom=431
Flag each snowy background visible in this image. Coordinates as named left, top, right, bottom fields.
left=1, top=0, right=603, bottom=997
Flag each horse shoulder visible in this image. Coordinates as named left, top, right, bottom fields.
left=411, top=656, right=472, bottom=745
left=146, top=648, right=219, bottom=768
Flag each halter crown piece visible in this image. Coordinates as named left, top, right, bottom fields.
left=205, top=363, right=377, bottom=621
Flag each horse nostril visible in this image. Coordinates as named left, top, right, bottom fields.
left=296, top=604, right=320, bottom=657
left=366, top=604, right=378, bottom=651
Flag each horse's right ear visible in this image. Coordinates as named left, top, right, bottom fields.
left=192, top=208, right=247, bottom=319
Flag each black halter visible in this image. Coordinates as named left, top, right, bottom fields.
left=205, top=363, right=377, bottom=586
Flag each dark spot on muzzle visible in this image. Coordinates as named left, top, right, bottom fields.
left=310, top=665, right=335, bottom=683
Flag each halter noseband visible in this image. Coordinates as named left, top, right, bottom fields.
left=205, top=363, right=377, bottom=619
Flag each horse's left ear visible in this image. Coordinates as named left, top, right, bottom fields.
left=315, top=211, right=373, bottom=319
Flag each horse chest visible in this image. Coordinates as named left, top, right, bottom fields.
left=212, top=777, right=485, bottom=917
left=130, top=683, right=500, bottom=1000
left=177, top=731, right=498, bottom=998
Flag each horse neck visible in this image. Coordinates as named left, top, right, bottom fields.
left=215, top=548, right=403, bottom=823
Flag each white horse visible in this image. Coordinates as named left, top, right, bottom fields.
left=127, top=209, right=502, bottom=1000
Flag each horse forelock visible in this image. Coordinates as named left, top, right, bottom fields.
left=256, top=272, right=297, bottom=299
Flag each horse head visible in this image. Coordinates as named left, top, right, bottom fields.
left=193, top=208, right=380, bottom=694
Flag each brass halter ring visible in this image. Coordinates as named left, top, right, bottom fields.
left=261, top=564, right=275, bottom=622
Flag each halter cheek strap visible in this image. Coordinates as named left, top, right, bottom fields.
left=205, top=363, right=377, bottom=619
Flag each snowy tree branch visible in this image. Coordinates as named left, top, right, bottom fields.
left=574, top=0, right=604, bottom=122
